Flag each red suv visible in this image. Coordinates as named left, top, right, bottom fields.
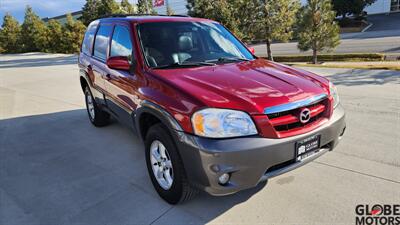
left=79, top=15, right=346, bottom=204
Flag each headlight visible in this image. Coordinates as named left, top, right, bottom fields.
left=329, top=82, right=340, bottom=108
left=191, top=108, right=258, bottom=138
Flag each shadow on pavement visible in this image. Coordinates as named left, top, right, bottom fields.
left=340, top=29, right=400, bottom=40
left=0, top=110, right=265, bottom=224
left=0, top=55, right=77, bottom=68
left=367, top=12, right=400, bottom=32
left=384, top=46, right=400, bottom=53
left=326, top=69, right=400, bottom=86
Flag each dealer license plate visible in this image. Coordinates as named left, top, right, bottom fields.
left=295, top=134, right=321, bottom=161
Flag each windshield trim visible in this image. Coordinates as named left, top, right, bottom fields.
left=136, top=23, right=150, bottom=68
left=135, top=21, right=256, bottom=69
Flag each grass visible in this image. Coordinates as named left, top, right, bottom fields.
left=286, top=62, right=400, bottom=71
left=264, top=53, right=400, bottom=70
left=270, top=53, right=385, bottom=63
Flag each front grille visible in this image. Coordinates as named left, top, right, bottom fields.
left=267, top=110, right=292, bottom=120
left=274, top=113, right=323, bottom=131
left=266, top=96, right=329, bottom=134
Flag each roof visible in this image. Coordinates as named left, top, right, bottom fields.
left=97, top=15, right=214, bottom=24
left=42, top=10, right=82, bottom=22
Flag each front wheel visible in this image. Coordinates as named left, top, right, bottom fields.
left=145, top=124, right=197, bottom=204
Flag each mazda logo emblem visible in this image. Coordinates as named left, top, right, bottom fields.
left=299, top=108, right=311, bottom=124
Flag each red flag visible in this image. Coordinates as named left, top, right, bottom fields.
left=154, top=0, right=165, bottom=7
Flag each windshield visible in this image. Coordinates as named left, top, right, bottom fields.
left=137, top=22, right=255, bottom=68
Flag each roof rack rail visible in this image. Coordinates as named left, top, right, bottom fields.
left=167, top=14, right=190, bottom=17
left=97, top=13, right=190, bottom=19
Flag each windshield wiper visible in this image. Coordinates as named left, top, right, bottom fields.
left=153, top=61, right=216, bottom=69
left=206, top=57, right=250, bottom=63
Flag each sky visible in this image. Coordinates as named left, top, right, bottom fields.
left=0, top=0, right=138, bottom=26
left=0, top=0, right=86, bottom=25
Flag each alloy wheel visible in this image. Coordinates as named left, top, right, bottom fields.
left=150, top=140, right=174, bottom=190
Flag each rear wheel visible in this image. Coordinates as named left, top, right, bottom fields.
left=84, top=87, right=110, bottom=127
left=145, top=123, right=197, bottom=204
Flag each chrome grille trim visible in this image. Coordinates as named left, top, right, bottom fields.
left=264, top=94, right=328, bottom=115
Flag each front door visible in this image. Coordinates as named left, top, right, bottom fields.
left=104, top=23, right=140, bottom=125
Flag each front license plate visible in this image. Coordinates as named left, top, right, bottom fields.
left=295, top=134, right=321, bottom=161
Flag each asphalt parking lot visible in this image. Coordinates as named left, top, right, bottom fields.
left=1, top=53, right=399, bottom=225
left=367, top=12, right=400, bottom=32
left=253, top=13, right=400, bottom=56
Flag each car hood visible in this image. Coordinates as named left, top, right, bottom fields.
left=150, top=59, right=329, bottom=115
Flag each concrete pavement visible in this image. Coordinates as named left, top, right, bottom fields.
left=1, top=54, right=399, bottom=225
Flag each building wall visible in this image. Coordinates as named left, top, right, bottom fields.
left=364, top=0, right=391, bottom=14
left=300, top=0, right=391, bottom=15
left=153, top=0, right=188, bottom=15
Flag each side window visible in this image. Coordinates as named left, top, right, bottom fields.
left=93, top=24, right=113, bottom=61
left=81, top=22, right=98, bottom=55
left=110, top=25, right=133, bottom=59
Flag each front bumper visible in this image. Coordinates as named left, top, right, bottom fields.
left=173, top=105, right=346, bottom=196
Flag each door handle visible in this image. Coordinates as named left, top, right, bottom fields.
left=104, top=74, right=111, bottom=80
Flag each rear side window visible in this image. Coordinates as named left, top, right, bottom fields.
left=110, top=25, right=133, bottom=59
left=81, top=22, right=98, bottom=55
left=93, top=24, right=113, bottom=61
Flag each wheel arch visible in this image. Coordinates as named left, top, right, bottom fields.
left=135, top=100, right=184, bottom=141
left=80, top=76, right=89, bottom=92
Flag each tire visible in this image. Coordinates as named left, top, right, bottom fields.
left=84, top=86, right=110, bottom=127
left=145, top=123, right=197, bottom=204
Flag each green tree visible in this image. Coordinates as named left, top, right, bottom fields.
left=20, top=6, right=49, bottom=52
left=62, top=14, right=87, bottom=53
left=166, top=4, right=175, bottom=15
left=187, top=0, right=242, bottom=39
left=97, top=0, right=121, bottom=17
left=259, top=0, right=300, bottom=61
left=81, top=0, right=99, bottom=25
left=297, top=0, right=340, bottom=64
left=138, top=0, right=157, bottom=14
left=232, top=0, right=263, bottom=42
left=332, top=0, right=377, bottom=18
left=46, top=19, right=64, bottom=53
left=0, top=14, right=21, bottom=53
left=121, top=0, right=135, bottom=14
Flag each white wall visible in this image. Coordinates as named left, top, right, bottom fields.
left=154, top=0, right=188, bottom=15
left=300, top=0, right=391, bottom=14
left=364, top=0, right=391, bottom=14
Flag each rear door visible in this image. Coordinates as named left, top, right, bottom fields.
left=91, top=23, right=113, bottom=99
left=79, top=21, right=105, bottom=102
left=104, top=23, right=140, bottom=124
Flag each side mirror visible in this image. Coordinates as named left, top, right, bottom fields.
left=248, top=47, right=255, bottom=55
left=107, top=56, right=132, bottom=71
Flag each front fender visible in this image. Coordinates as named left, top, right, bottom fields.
left=134, top=100, right=184, bottom=141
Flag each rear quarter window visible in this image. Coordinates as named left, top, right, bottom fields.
left=93, top=24, right=113, bottom=61
left=81, top=22, right=98, bottom=55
